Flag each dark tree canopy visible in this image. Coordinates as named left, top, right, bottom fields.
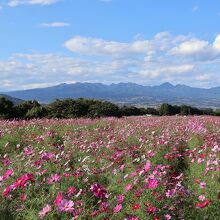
left=0, top=96, right=219, bottom=120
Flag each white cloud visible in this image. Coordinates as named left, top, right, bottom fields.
left=64, top=36, right=151, bottom=56
left=170, top=39, right=209, bottom=55
left=8, top=0, right=61, bottom=7
left=169, top=34, right=220, bottom=60
left=213, top=35, right=220, bottom=51
left=40, top=22, right=70, bottom=27
left=139, top=64, right=194, bottom=78
left=0, top=32, right=220, bottom=91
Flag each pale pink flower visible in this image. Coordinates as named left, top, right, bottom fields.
left=38, top=204, right=52, bottom=219
left=125, top=183, right=132, bottom=192
left=164, top=214, right=172, bottom=220
left=57, top=199, right=74, bottom=213
left=47, top=173, right=61, bottom=184
left=198, top=195, right=206, bottom=201
left=199, top=182, right=206, bottom=189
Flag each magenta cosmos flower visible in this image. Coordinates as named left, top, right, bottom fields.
left=54, top=192, right=63, bottom=206
left=147, top=178, right=158, bottom=189
left=117, top=194, right=125, bottom=204
left=57, top=199, right=74, bottom=213
left=90, top=183, right=107, bottom=199
left=14, top=173, right=34, bottom=188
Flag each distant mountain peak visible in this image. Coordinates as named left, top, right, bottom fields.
left=160, top=82, right=174, bottom=88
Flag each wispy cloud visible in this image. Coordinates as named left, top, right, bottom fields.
left=8, top=0, right=62, bottom=7
left=192, top=5, right=199, bottom=12
left=39, top=22, right=70, bottom=28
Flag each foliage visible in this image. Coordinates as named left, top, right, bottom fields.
left=0, top=96, right=219, bottom=119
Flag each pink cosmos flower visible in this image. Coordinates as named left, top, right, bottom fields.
left=100, top=202, right=109, bottom=209
left=2, top=169, right=13, bottom=181
left=54, top=192, right=63, bottom=206
left=47, top=173, right=61, bottom=184
left=41, top=152, right=54, bottom=161
left=15, top=173, right=34, bottom=188
left=117, top=194, right=125, bottom=204
left=113, top=204, right=122, bottom=213
left=38, top=204, right=51, bottom=219
left=2, top=158, right=11, bottom=165
left=199, top=182, right=206, bottom=189
left=146, top=206, right=156, bottom=214
left=198, top=195, right=206, bottom=201
left=90, top=183, right=107, bottom=199
left=67, top=186, right=76, bottom=196
left=2, top=185, right=13, bottom=197
left=19, top=193, right=27, bottom=201
left=57, top=199, right=74, bottom=213
left=147, top=178, right=158, bottom=189
left=125, top=183, right=132, bottom=192
left=130, top=171, right=137, bottom=178
left=24, top=146, right=34, bottom=156
left=120, top=164, right=125, bottom=171
left=164, top=214, right=172, bottom=220
left=144, top=161, right=151, bottom=172
left=165, top=189, right=175, bottom=198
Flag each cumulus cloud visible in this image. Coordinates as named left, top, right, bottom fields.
left=64, top=36, right=151, bottom=56
left=63, top=32, right=186, bottom=57
left=8, top=0, right=61, bottom=7
left=40, top=22, right=70, bottom=27
left=170, top=34, right=220, bottom=61
left=0, top=32, right=220, bottom=91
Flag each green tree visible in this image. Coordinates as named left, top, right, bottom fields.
left=15, top=100, right=41, bottom=118
left=88, top=101, right=120, bottom=118
left=159, top=103, right=174, bottom=116
left=0, top=96, right=14, bottom=119
left=26, top=106, right=47, bottom=119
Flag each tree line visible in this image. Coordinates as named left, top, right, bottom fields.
left=0, top=96, right=219, bottom=120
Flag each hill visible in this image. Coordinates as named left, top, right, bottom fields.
left=0, top=94, right=24, bottom=105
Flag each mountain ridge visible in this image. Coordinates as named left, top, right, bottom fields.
left=2, top=82, right=220, bottom=108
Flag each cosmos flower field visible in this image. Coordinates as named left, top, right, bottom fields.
left=0, top=116, right=219, bottom=220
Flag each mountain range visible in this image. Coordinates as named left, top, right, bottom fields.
left=2, top=82, right=220, bottom=108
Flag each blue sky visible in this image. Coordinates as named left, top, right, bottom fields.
left=0, top=0, right=220, bottom=91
